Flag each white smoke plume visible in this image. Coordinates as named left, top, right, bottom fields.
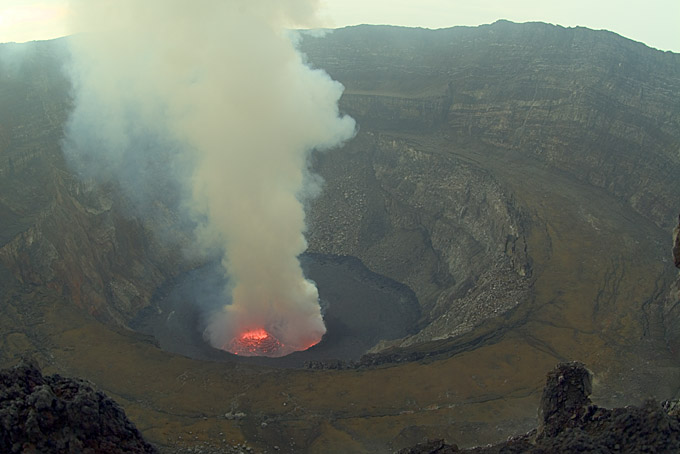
left=64, top=0, right=355, bottom=356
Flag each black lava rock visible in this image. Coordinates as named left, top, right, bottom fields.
left=0, top=358, right=157, bottom=454
left=537, top=361, right=593, bottom=438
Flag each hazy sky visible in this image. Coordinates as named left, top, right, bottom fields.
left=0, top=0, right=678, bottom=52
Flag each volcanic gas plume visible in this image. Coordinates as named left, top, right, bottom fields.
left=63, top=0, right=355, bottom=357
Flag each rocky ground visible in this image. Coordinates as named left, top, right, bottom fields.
left=156, top=443, right=256, bottom=454
left=0, top=359, right=156, bottom=454
left=5, top=360, right=680, bottom=454
left=674, top=216, right=680, bottom=268
left=400, top=362, right=680, bottom=454
left=0, top=359, right=261, bottom=454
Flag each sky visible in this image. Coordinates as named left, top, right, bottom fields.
left=0, top=0, right=678, bottom=52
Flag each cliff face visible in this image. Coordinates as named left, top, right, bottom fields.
left=0, top=171, right=179, bottom=325
left=0, top=40, right=183, bottom=326
left=301, top=21, right=680, bottom=228
left=306, top=131, right=532, bottom=347
left=664, top=217, right=680, bottom=355
left=299, top=20, right=680, bottom=351
left=674, top=217, right=680, bottom=268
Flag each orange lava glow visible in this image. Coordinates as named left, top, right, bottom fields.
left=226, top=328, right=284, bottom=356
left=303, top=340, right=320, bottom=350
left=241, top=328, right=269, bottom=341
left=224, top=328, right=322, bottom=357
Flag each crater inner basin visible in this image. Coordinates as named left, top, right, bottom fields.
left=131, top=253, right=421, bottom=368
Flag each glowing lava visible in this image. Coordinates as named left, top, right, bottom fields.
left=226, top=328, right=284, bottom=357
left=223, top=327, right=322, bottom=357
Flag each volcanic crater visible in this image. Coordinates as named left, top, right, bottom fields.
left=131, top=253, right=422, bottom=367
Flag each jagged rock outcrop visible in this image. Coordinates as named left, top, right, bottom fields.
left=399, top=362, right=680, bottom=453
left=536, top=362, right=593, bottom=438
left=0, top=359, right=157, bottom=454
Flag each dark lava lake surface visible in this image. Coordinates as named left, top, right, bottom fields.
left=131, top=253, right=421, bottom=368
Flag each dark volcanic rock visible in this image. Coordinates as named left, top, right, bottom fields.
left=400, top=362, right=680, bottom=453
left=665, top=215, right=680, bottom=360
left=673, top=214, right=680, bottom=269
left=537, top=362, right=593, bottom=438
left=397, top=438, right=459, bottom=454
left=0, top=359, right=156, bottom=454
